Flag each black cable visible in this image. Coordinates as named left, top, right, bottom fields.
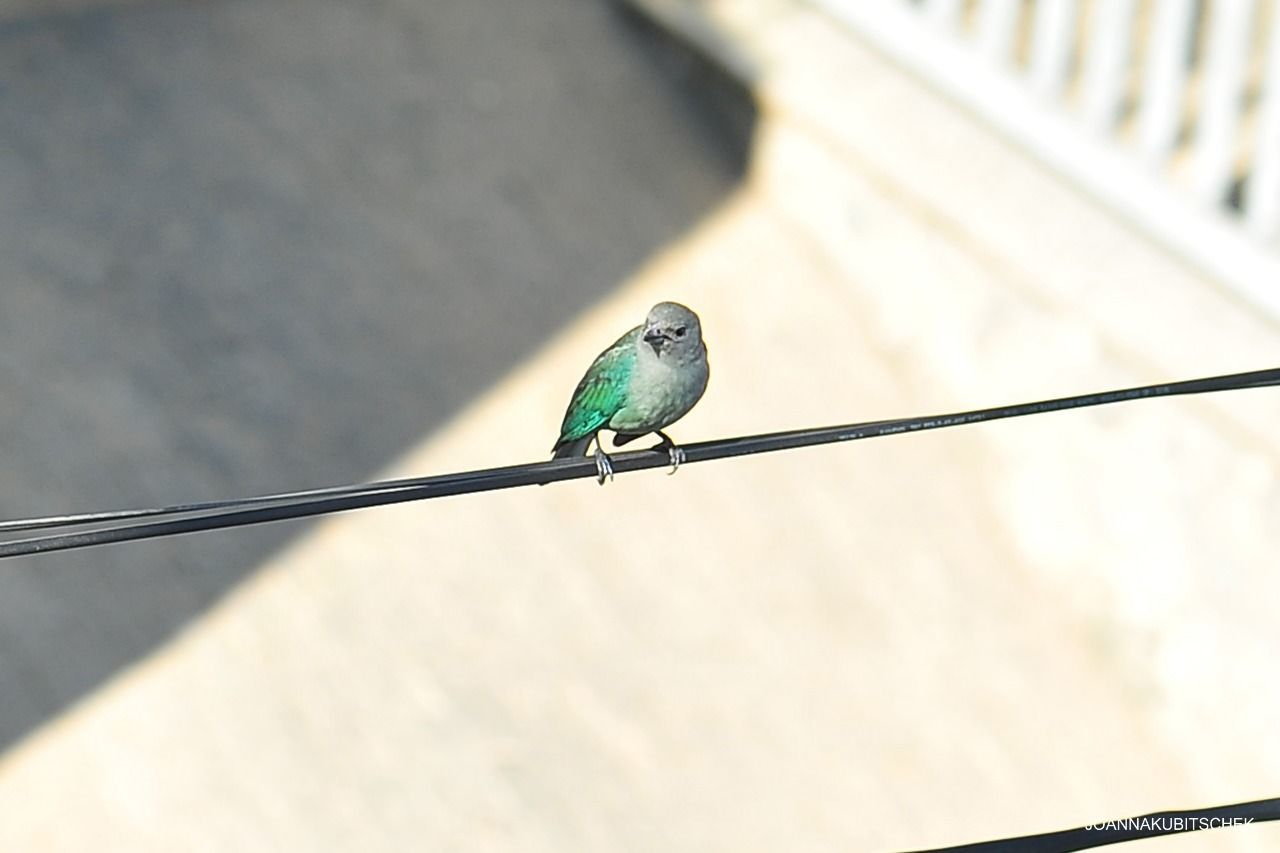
left=1, top=366, right=1276, bottom=559
left=7, top=365, right=1276, bottom=535
left=903, top=795, right=1280, bottom=852
left=0, top=475, right=440, bottom=533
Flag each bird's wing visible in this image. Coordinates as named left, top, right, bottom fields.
left=553, top=326, right=640, bottom=451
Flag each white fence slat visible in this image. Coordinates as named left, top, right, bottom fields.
left=1246, top=5, right=1280, bottom=239
left=1080, top=0, right=1137, bottom=132
left=1192, top=0, right=1257, bottom=204
left=809, top=0, right=1280, bottom=319
left=922, top=0, right=964, bottom=31
left=1029, top=0, right=1078, bottom=98
left=1138, top=0, right=1198, bottom=165
left=977, top=0, right=1022, bottom=65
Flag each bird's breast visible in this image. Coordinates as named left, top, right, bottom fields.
left=609, top=349, right=708, bottom=433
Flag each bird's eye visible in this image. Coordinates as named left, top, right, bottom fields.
left=675, top=326, right=687, bottom=337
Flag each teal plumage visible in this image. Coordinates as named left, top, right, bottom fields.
left=552, top=326, right=641, bottom=454
left=551, top=302, right=709, bottom=484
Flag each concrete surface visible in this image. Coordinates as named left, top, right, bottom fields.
left=1, top=0, right=1279, bottom=851
left=0, top=0, right=144, bottom=22
left=0, top=0, right=751, bottom=749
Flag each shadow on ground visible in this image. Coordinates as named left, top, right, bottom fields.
left=0, top=0, right=755, bottom=750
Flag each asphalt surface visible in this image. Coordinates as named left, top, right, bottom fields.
left=0, top=0, right=752, bottom=749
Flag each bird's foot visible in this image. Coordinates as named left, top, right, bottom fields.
left=666, top=445, right=686, bottom=476
left=594, top=449, right=615, bottom=485
left=649, top=431, right=685, bottom=476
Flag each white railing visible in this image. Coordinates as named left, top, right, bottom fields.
left=809, top=0, right=1280, bottom=318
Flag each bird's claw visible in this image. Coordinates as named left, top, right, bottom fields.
left=594, top=450, right=614, bottom=485
left=666, top=445, right=686, bottom=476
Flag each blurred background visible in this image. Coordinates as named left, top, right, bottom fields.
left=0, top=0, right=1277, bottom=850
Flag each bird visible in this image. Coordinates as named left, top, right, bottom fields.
left=551, top=301, right=709, bottom=484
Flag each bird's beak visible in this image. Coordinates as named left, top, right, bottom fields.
left=643, top=328, right=667, bottom=352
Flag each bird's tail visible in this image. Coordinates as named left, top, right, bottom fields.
left=550, top=436, right=593, bottom=460
left=541, top=436, right=594, bottom=485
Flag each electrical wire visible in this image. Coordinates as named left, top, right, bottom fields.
left=905, top=795, right=1280, bottom=852
left=0, top=366, right=1276, bottom=559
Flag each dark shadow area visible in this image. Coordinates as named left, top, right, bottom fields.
left=0, top=0, right=756, bottom=748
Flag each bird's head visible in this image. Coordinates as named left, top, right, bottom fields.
left=642, top=301, right=703, bottom=360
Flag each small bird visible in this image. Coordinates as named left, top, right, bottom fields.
left=552, top=301, right=709, bottom=484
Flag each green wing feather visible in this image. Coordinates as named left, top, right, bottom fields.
left=553, top=326, right=640, bottom=449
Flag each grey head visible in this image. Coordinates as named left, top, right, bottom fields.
left=641, top=301, right=705, bottom=363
